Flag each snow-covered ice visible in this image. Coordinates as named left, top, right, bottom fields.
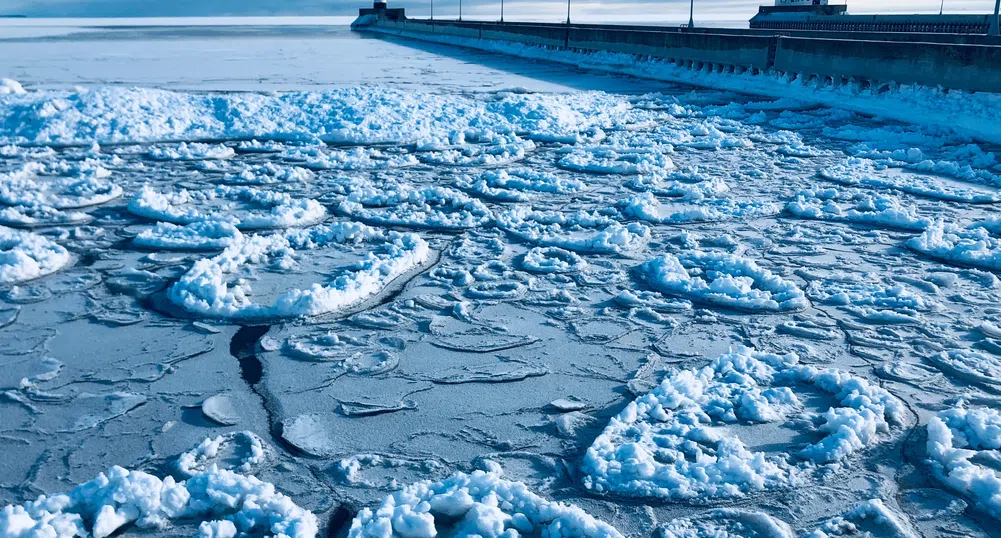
left=0, top=226, right=71, bottom=283
left=582, top=347, right=902, bottom=499
left=348, top=470, right=622, bottom=538
left=639, top=252, right=806, bottom=312
left=167, top=223, right=430, bottom=319
left=1, top=20, right=1000, bottom=538
left=0, top=460, right=316, bottom=538
left=497, top=207, right=650, bottom=254
left=128, top=185, right=327, bottom=230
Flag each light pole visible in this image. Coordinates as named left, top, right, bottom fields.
left=431, top=0, right=434, bottom=19
left=992, top=0, right=1000, bottom=36
left=501, top=0, right=504, bottom=22
left=566, top=0, right=571, bottom=24
left=688, top=0, right=694, bottom=28
left=459, top=0, right=463, bottom=21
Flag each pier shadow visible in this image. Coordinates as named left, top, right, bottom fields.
left=354, top=29, right=685, bottom=94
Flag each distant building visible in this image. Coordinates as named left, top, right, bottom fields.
left=359, top=1, right=406, bottom=21
left=750, top=1, right=992, bottom=34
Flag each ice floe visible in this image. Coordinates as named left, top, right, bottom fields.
left=128, top=185, right=327, bottom=230
left=176, top=431, right=268, bottom=476
left=0, top=161, right=122, bottom=211
left=223, top=163, right=314, bottom=185
left=338, top=183, right=493, bottom=230
left=0, top=226, right=71, bottom=284
left=455, top=169, right=583, bottom=202
left=807, top=280, right=933, bottom=324
left=624, top=167, right=729, bottom=201
left=926, top=404, right=1001, bottom=520
left=148, top=143, right=236, bottom=161
left=786, top=188, right=930, bottom=231
left=927, top=349, right=1001, bottom=389
left=418, top=133, right=536, bottom=166
left=521, top=247, right=588, bottom=274
left=583, top=347, right=903, bottom=499
left=639, top=252, right=806, bottom=312
left=658, top=509, right=793, bottom=538
left=133, top=221, right=244, bottom=251
left=620, top=192, right=780, bottom=223
left=167, top=222, right=430, bottom=319
left=348, top=470, right=622, bottom=538
left=299, top=147, right=419, bottom=170
left=907, top=219, right=1001, bottom=271
left=821, top=158, right=1001, bottom=204
left=497, top=206, right=650, bottom=254
left=557, top=146, right=674, bottom=175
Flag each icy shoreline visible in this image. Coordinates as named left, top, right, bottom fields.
left=361, top=27, right=1001, bottom=145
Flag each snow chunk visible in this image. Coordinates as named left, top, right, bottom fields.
left=456, top=168, right=583, bottom=203
left=497, top=206, right=649, bottom=254
left=167, top=223, right=430, bottom=319
left=625, top=167, right=729, bottom=201
left=807, top=280, right=932, bottom=324
left=786, top=188, right=930, bottom=231
left=348, top=470, right=623, bottom=538
left=521, top=247, right=587, bottom=274
left=339, top=183, right=492, bottom=230
left=418, top=134, right=535, bottom=166
left=299, top=147, right=418, bottom=170
left=583, top=347, right=902, bottom=499
left=907, top=219, right=1001, bottom=271
left=0, top=206, right=91, bottom=228
left=224, top=163, right=314, bottom=185
left=0, top=226, right=71, bottom=284
left=926, top=404, right=1001, bottom=520
left=148, top=143, right=235, bottom=161
left=0, top=79, right=26, bottom=95
left=558, top=147, right=674, bottom=175
left=620, top=192, right=780, bottom=224
left=133, top=221, right=244, bottom=251
left=639, top=252, right=806, bottom=312
left=128, top=185, right=326, bottom=230
left=0, top=463, right=316, bottom=538
left=0, top=86, right=639, bottom=147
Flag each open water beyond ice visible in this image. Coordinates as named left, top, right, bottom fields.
left=2, top=21, right=1001, bottom=538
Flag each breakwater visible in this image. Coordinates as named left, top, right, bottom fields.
left=354, top=15, right=1001, bottom=94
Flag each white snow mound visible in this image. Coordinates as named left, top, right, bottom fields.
left=583, top=347, right=902, bottom=499
left=348, top=470, right=623, bottom=538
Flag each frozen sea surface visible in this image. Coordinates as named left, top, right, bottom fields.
left=2, top=19, right=1001, bottom=538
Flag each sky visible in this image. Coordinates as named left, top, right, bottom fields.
left=0, top=0, right=991, bottom=20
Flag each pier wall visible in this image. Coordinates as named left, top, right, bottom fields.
left=366, top=18, right=1001, bottom=93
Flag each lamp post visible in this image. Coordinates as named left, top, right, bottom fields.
left=688, top=0, right=694, bottom=28
left=431, top=0, right=434, bottom=19
left=991, top=0, right=1000, bottom=36
left=566, top=0, right=571, bottom=24
left=501, top=0, right=504, bottom=22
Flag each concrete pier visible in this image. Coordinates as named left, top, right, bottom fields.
left=353, top=6, right=1001, bottom=94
